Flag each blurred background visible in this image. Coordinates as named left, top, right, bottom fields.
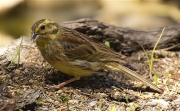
left=0, top=0, right=179, bottom=46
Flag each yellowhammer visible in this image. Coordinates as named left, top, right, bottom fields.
left=31, top=19, right=162, bottom=93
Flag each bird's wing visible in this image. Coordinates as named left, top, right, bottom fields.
left=57, top=27, right=120, bottom=62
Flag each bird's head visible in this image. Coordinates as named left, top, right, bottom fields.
left=31, top=19, right=59, bottom=43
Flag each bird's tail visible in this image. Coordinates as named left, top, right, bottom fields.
left=103, top=62, right=163, bottom=93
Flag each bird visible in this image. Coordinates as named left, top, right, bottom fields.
left=31, top=19, right=163, bottom=93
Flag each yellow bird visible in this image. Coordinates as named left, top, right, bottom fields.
left=31, top=19, right=162, bottom=93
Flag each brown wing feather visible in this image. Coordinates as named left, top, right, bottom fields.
left=57, top=26, right=121, bottom=62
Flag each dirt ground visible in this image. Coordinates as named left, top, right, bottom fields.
left=0, top=36, right=180, bottom=111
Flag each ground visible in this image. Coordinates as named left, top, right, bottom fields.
left=0, top=37, right=180, bottom=111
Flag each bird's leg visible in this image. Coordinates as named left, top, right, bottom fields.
left=56, top=77, right=77, bottom=88
left=48, top=76, right=80, bottom=89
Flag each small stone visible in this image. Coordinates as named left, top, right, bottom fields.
left=54, top=101, right=59, bottom=105
left=56, top=90, right=63, bottom=94
left=48, top=92, right=54, bottom=96
left=89, top=101, right=97, bottom=107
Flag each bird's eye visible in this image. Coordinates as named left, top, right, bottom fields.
left=40, top=25, right=45, bottom=30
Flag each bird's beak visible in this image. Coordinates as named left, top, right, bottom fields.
left=31, top=32, right=40, bottom=43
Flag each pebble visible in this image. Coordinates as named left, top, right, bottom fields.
left=146, top=99, right=170, bottom=109
left=89, top=101, right=97, bottom=107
